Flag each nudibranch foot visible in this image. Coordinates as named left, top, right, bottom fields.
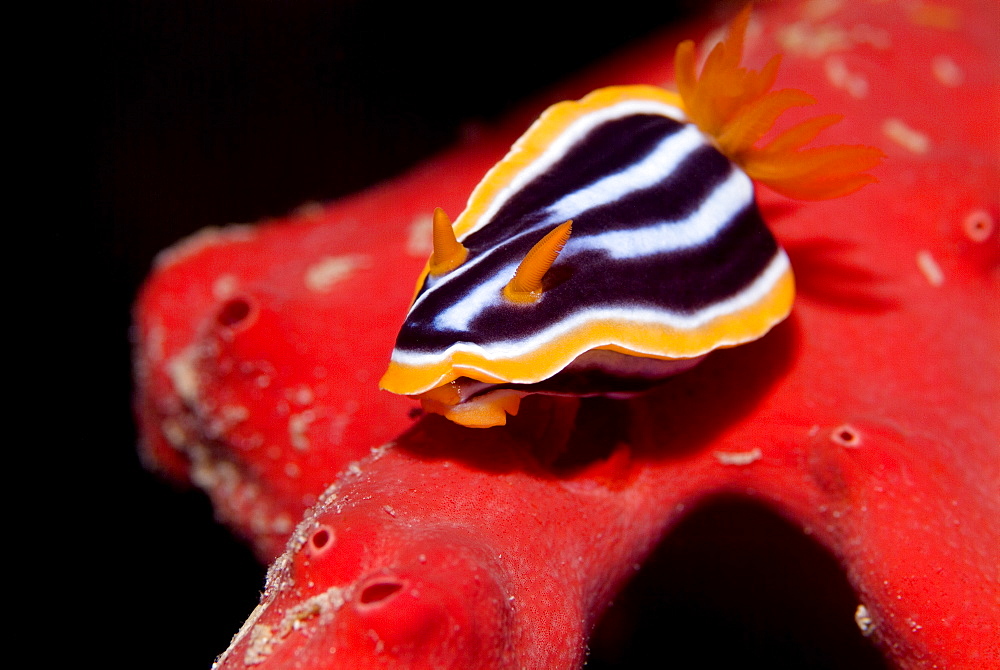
left=380, top=4, right=879, bottom=428
left=421, top=388, right=524, bottom=428
left=414, top=350, right=709, bottom=428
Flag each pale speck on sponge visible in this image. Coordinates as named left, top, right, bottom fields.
left=304, top=255, right=371, bottom=293
left=916, top=250, right=945, bottom=287
left=883, top=118, right=931, bottom=154
left=407, top=212, right=435, bottom=257
left=714, top=447, right=763, bottom=465
left=931, top=54, right=964, bottom=87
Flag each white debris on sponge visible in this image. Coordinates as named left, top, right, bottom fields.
left=714, top=447, right=763, bottom=466
left=883, top=118, right=931, bottom=154
left=304, top=254, right=371, bottom=293
left=916, top=250, right=945, bottom=286
left=154, top=225, right=256, bottom=270
left=931, top=54, right=964, bottom=87
left=825, top=55, right=869, bottom=98
left=855, top=604, right=876, bottom=636
left=407, top=212, right=435, bottom=257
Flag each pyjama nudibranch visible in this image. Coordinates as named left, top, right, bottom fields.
left=380, top=7, right=882, bottom=427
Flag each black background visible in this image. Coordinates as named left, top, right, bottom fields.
left=81, top=1, right=884, bottom=667
left=87, top=2, right=704, bottom=666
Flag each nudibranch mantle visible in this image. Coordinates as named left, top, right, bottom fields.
left=381, top=86, right=794, bottom=427
left=380, top=8, right=881, bottom=427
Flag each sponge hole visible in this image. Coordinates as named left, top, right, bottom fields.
left=217, top=297, right=253, bottom=328
left=307, top=525, right=334, bottom=556
left=359, top=581, right=403, bottom=605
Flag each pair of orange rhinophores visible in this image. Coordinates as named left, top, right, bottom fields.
left=380, top=6, right=882, bottom=428
left=431, top=208, right=573, bottom=305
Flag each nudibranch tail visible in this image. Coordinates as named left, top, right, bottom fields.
left=503, top=220, right=573, bottom=303
left=675, top=4, right=883, bottom=200
left=429, top=207, right=468, bottom=275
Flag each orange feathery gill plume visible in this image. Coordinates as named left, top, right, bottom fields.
left=675, top=5, right=883, bottom=200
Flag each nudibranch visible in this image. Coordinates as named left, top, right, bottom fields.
left=380, top=7, right=882, bottom=427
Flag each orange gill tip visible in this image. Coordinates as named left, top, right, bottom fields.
left=674, top=4, right=762, bottom=136
left=502, top=220, right=573, bottom=304
left=429, top=207, right=468, bottom=275
left=674, top=3, right=883, bottom=200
